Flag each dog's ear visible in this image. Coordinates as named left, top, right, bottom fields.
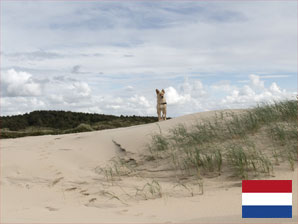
left=161, top=89, right=165, bottom=93
left=156, top=89, right=160, bottom=94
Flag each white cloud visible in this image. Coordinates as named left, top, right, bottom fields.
left=249, top=74, right=264, bottom=90
left=106, top=105, right=121, bottom=110
left=166, top=78, right=206, bottom=106
left=239, top=85, right=255, bottom=97
left=211, top=80, right=235, bottom=92
left=260, top=75, right=291, bottom=79
left=1, top=96, right=46, bottom=115
left=71, top=82, right=91, bottom=97
left=179, top=78, right=207, bottom=96
left=44, top=77, right=92, bottom=106
left=221, top=75, right=296, bottom=108
left=2, top=69, right=42, bottom=97
left=129, top=95, right=151, bottom=108
left=165, top=86, right=191, bottom=105
left=269, top=82, right=282, bottom=94
left=99, top=94, right=155, bottom=116
left=48, top=94, right=64, bottom=104
left=124, top=85, right=134, bottom=91
left=162, top=78, right=213, bottom=116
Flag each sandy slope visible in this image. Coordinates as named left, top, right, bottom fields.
left=1, top=110, right=297, bottom=223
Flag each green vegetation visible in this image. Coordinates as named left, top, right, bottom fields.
left=147, top=100, right=297, bottom=179
left=1, top=110, right=159, bottom=138
left=226, top=144, right=272, bottom=179
left=135, top=180, right=162, bottom=200
left=95, top=157, right=136, bottom=181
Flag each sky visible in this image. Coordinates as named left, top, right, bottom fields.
left=1, top=0, right=297, bottom=117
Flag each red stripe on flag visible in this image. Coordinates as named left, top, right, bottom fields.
left=242, top=180, right=292, bottom=193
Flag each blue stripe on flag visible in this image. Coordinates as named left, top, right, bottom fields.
left=242, top=205, right=292, bottom=218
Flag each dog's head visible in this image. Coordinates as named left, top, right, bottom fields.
left=156, top=89, right=165, bottom=100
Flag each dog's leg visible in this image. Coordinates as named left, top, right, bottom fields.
left=162, top=112, right=166, bottom=120
left=157, top=110, right=161, bottom=121
left=161, top=108, right=166, bottom=121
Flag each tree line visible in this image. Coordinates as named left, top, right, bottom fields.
left=1, top=110, right=158, bottom=132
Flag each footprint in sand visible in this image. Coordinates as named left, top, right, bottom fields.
left=59, top=148, right=72, bottom=151
left=65, top=187, right=78, bottom=191
left=50, top=177, right=64, bottom=187
left=79, top=189, right=91, bottom=196
left=118, top=209, right=129, bottom=214
left=45, top=206, right=59, bottom=211
left=88, top=198, right=97, bottom=203
left=39, top=151, right=51, bottom=160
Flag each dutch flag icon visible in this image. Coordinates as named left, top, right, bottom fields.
left=242, top=180, right=292, bottom=218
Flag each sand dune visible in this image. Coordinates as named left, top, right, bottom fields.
left=1, top=110, right=297, bottom=223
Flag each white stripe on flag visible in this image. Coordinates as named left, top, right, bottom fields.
left=242, top=193, right=292, bottom=206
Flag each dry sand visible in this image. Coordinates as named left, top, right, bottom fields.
left=1, top=110, right=297, bottom=223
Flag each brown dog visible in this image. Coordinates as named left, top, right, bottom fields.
left=156, top=89, right=167, bottom=121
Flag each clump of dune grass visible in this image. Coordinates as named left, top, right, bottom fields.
left=147, top=100, right=297, bottom=179
left=173, top=182, right=195, bottom=197
left=173, top=178, right=204, bottom=196
left=282, top=144, right=297, bottom=171
left=254, top=100, right=297, bottom=123
left=135, top=180, right=162, bottom=200
left=161, top=140, right=223, bottom=177
left=149, top=134, right=169, bottom=152
left=226, top=144, right=272, bottom=179
left=185, top=147, right=223, bottom=173
left=99, top=190, right=128, bottom=205
left=267, top=121, right=297, bottom=170
left=147, top=133, right=170, bottom=160
left=95, top=157, right=136, bottom=181
left=268, top=123, right=297, bottom=145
